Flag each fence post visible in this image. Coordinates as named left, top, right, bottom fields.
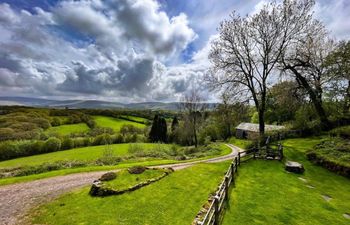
left=230, top=162, right=235, bottom=181
left=214, top=195, right=220, bottom=225
left=238, top=152, right=241, bottom=165
left=235, top=157, right=238, bottom=173
left=225, top=175, right=229, bottom=200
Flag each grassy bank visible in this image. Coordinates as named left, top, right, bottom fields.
left=29, top=163, right=230, bottom=225
left=222, top=137, right=350, bottom=225
left=0, top=143, right=231, bottom=185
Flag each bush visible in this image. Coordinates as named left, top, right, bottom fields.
left=330, top=126, right=350, bottom=139
left=95, top=145, right=122, bottom=165
left=0, top=128, right=15, bottom=141
left=61, top=137, right=74, bottom=150
left=42, top=137, right=61, bottom=153
left=93, top=134, right=112, bottom=145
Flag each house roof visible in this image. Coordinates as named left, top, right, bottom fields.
left=236, top=122, right=285, bottom=132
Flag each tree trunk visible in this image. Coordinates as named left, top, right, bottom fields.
left=343, top=80, right=350, bottom=115
left=258, top=109, right=265, bottom=136
left=286, top=66, right=330, bottom=129
left=193, top=117, right=198, bottom=148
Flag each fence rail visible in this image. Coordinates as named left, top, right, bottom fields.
left=193, top=151, right=255, bottom=225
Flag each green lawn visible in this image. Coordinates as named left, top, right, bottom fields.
left=0, top=143, right=170, bottom=169
left=93, top=116, right=146, bottom=132
left=228, top=137, right=253, bottom=149
left=45, top=123, right=90, bottom=136
left=222, top=136, right=350, bottom=225
left=29, top=163, right=230, bottom=225
left=0, top=143, right=231, bottom=185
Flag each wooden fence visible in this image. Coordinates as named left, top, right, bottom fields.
left=193, top=150, right=255, bottom=225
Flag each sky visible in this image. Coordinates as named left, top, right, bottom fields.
left=0, top=0, right=349, bottom=103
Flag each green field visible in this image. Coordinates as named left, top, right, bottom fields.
left=0, top=143, right=232, bottom=185
left=0, top=143, right=171, bottom=169
left=222, top=137, right=350, bottom=225
left=29, top=163, right=230, bottom=225
left=93, top=116, right=146, bottom=131
left=121, top=115, right=149, bottom=123
left=45, top=123, right=90, bottom=136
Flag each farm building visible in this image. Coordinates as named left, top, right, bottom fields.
left=235, top=122, right=285, bottom=139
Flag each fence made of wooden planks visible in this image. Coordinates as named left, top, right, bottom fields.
left=193, top=150, right=255, bottom=225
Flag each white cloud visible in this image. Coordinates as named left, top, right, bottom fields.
left=0, top=0, right=197, bottom=102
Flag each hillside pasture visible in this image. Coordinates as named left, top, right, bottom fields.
left=93, top=116, right=146, bottom=132
left=45, top=123, right=90, bottom=136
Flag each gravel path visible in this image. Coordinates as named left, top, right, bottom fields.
left=0, top=144, right=243, bottom=225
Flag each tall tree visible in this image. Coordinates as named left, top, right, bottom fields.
left=149, top=115, right=167, bottom=143
left=180, top=89, right=206, bottom=147
left=207, top=0, right=315, bottom=136
left=281, top=22, right=335, bottom=129
left=324, top=41, right=350, bottom=114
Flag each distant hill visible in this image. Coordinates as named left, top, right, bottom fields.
left=0, top=96, right=217, bottom=110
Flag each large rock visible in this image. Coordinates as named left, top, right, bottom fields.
left=285, top=161, right=305, bottom=174
left=99, top=172, right=117, bottom=181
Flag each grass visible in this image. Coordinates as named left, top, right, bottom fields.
left=0, top=143, right=171, bottom=169
left=120, top=115, right=149, bottom=123
left=228, top=137, right=253, bottom=149
left=308, top=137, right=350, bottom=168
left=45, top=123, right=90, bottom=136
left=29, top=163, right=230, bottom=225
left=222, top=136, right=350, bottom=225
left=93, top=116, right=146, bottom=132
left=0, top=143, right=231, bottom=185
left=104, top=169, right=164, bottom=190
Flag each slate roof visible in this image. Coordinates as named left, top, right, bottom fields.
left=236, top=122, right=285, bottom=132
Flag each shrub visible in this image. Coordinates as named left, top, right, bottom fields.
left=93, top=134, right=112, bottom=145
left=128, top=143, right=144, bottom=155
left=0, top=128, right=15, bottom=141
left=95, top=145, right=122, bottom=165
left=61, top=137, right=74, bottom=150
left=330, top=126, right=350, bottom=139
left=42, top=137, right=61, bottom=153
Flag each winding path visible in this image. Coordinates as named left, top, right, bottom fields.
left=0, top=144, right=244, bottom=225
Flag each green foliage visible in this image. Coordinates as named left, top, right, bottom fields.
left=95, top=145, right=122, bottom=166
left=329, top=125, right=350, bottom=139
left=61, top=137, right=74, bottom=150
left=42, top=137, right=61, bottom=153
left=149, top=115, right=167, bottom=143
left=307, top=138, right=350, bottom=177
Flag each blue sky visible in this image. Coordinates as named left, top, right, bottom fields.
left=0, top=0, right=349, bottom=102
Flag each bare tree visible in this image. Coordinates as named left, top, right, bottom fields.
left=281, top=22, right=335, bottom=129
left=207, top=0, right=315, bottom=136
left=180, top=89, right=207, bottom=147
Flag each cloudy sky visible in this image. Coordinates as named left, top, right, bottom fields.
left=0, top=0, right=349, bottom=103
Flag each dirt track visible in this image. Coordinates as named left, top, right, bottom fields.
left=0, top=144, right=243, bottom=225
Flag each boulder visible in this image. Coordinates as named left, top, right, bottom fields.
left=128, top=166, right=146, bottom=174
left=285, top=161, right=305, bottom=174
left=99, top=172, right=117, bottom=181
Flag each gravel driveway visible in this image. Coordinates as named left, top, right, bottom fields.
left=0, top=144, right=243, bottom=225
